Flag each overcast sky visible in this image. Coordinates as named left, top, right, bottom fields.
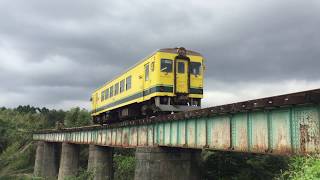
left=0, top=0, right=319, bottom=110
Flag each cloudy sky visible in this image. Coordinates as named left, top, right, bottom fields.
left=0, top=0, right=319, bottom=110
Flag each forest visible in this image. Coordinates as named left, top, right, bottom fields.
left=0, top=105, right=319, bottom=179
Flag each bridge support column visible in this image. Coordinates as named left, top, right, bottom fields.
left=88, top=145, right=114, bottom=180
left=134, top=147, right=201, bottom=180
left=43, top=142, right=60, bottom=178
left=33, top=141, right=60, bottom=178
left=58, top=143, right=80, bottom=180
left=33, top=141, right=44, bottom=177
left=87, top=145, right=96, bottom=171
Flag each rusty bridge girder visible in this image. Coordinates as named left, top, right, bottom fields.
left=33, top=89, right=320, bottom=155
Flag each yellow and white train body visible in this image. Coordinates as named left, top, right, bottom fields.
left=91, top=47, right=204, bottom=123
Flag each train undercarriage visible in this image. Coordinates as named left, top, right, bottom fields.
left=93, top=96, right=201, bottom=125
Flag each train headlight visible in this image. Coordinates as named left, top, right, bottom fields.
left=177, top=47, right=186, bottom=56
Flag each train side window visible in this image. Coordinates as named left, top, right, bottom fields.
left=114, top=83, right=119, bottom=95
left=126, top=76, right=131, bottom=90
left=110, top=86, right=114, bottom=97
left=190, top=62, right=201, bottom=75
left=105, top=88, right=109, bottom=99
left=120, top=80, right=125, bottom=93
left=145, top=63, right=149, bottom=81
left=178, top=62, right=185, bottom=73
left=151, top=61, right=154, bottom=72
left=161, top=59, right=172, bottom=72
left=101, top=91, right=104, bottom=102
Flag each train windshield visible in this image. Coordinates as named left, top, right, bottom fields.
left=190, top=62, right=201, bottom=75
left=161, top=59, right=173, bottom=72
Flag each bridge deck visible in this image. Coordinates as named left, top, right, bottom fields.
left=33, top=89, right=320, bottom=155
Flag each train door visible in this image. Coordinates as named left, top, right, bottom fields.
left=143, top=63, right=150, bottom=99
left=175, top=59, right=189, bottom=93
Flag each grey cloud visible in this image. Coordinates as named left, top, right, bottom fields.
left=198, top=1, right=320, bottom=82
left=0, top=0, right=319, bottom=109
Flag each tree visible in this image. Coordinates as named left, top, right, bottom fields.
left=64, top=107, right=91, bottom=127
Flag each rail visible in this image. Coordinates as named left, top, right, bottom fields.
left=33, top=89, right=320, bottom=155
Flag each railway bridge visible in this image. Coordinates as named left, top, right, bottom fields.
left=33, top=89, right=320, bottom=180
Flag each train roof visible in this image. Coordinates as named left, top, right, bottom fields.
left=158, top=48, right=202, bottom=56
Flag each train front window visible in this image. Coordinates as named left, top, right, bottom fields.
left=161, top=59, right=172, bottom=72
left=190, top=62, right=201, bottom=75
left=178, top=62, right=185, bottom=73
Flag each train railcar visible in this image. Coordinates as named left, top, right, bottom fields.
left=91, top=47, right=204, bottom=124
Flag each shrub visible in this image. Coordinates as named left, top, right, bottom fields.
left=64, top=168, right=94, bottom=180
left=277, top=154, right=320, bottom=180
left=113, top=154, right=136, bottom=180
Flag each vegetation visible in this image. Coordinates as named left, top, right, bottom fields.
left=64, top=108, right=91, bottom=128
left=201, top=151, right=289, bottom=180
left=64, top=168, right=94, bottom=180
left=0, top=106, right=54, bottom=179
left=0, top=105, right=319, bottom=179
left=277, top=155, right=320, bottom=180
left=0, top=106, right=90, bottom=179
left=113, top=149, right=136, bottom=180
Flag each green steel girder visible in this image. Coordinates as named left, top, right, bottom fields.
left=33, top=104, right=320, bottom=155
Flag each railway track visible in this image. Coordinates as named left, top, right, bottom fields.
left=36, top=88, right=320, bottom=134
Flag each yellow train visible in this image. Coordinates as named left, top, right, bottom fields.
left=91, top=47, right=204, bottom=124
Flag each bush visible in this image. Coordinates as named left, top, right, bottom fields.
left=0, top=142, right=36, bottom=179
left=201, top=150, right=289, bottom=180
left=113, top=154, right=136, bottom=180
left=64, top=168, right=94, bottom=180
left=277, top=154, right=320, bottom=180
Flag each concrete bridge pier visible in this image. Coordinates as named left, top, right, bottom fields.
left=134, top=147, right=202, bottom=180
left=33, top=141, right=44, bottom=177
left=87, top=145, right=96, bottom=171
left=88, top=145, right=114, bottom=180
left=58, top=142, right=80, bottom=180
left=33, top=141, right=60, bottom=178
